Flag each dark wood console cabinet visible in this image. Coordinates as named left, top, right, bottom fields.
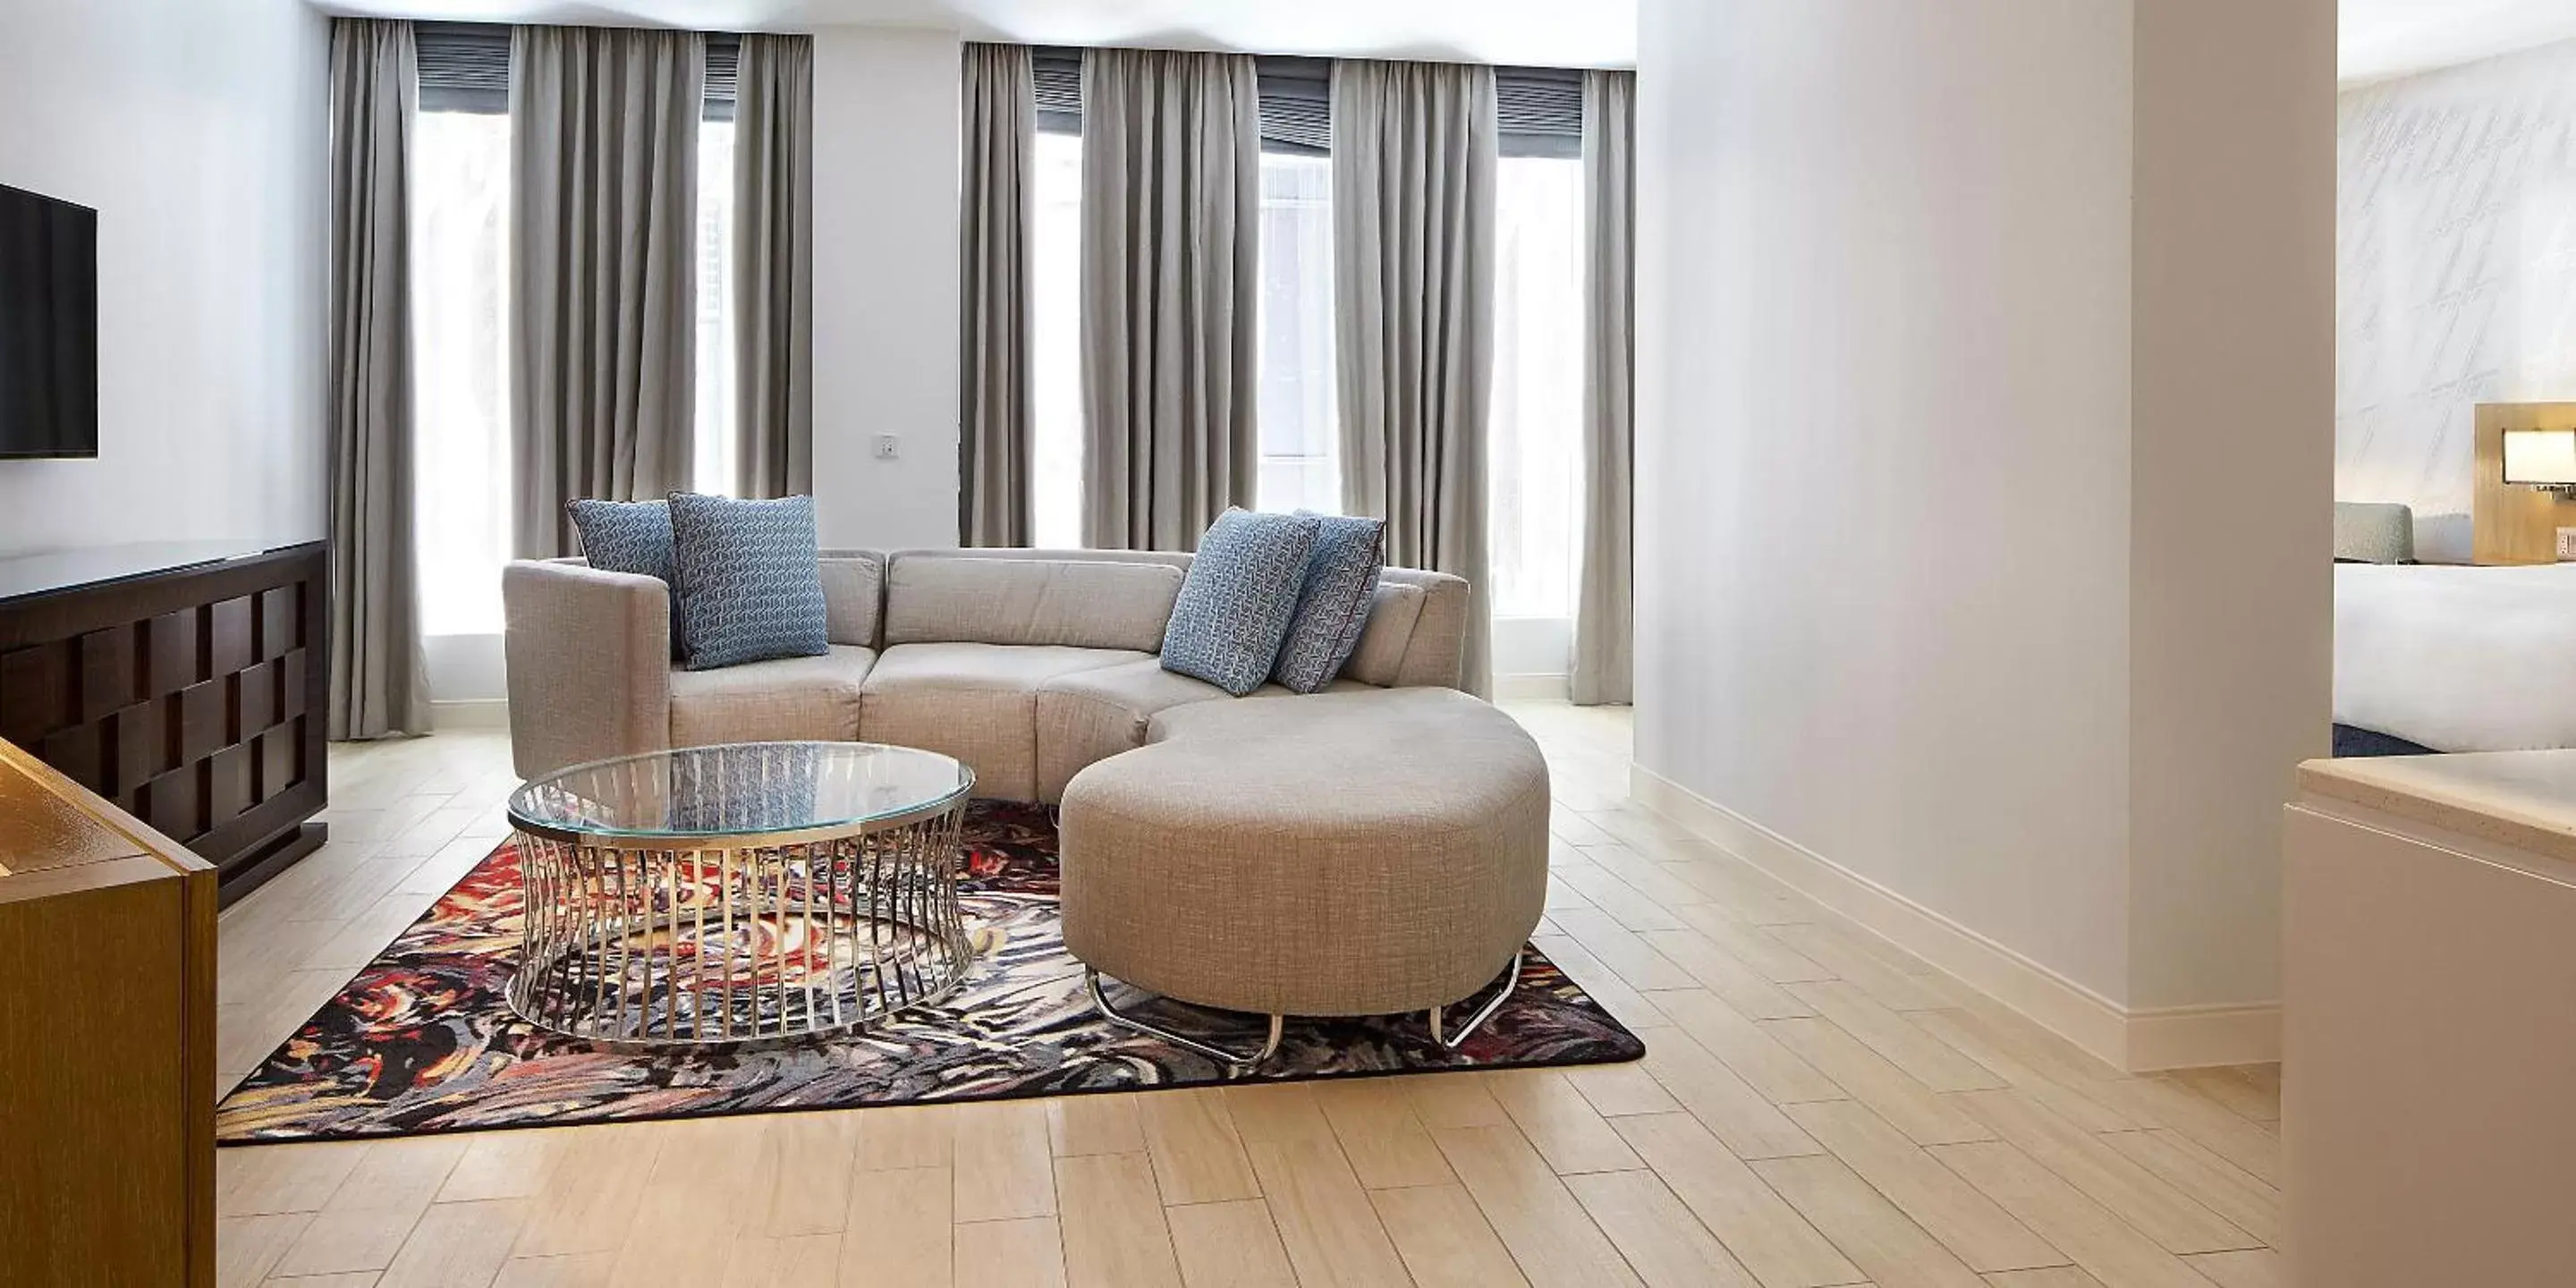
left=0, top=541, right=328, bottom=902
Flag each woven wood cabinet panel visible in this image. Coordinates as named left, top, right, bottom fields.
left=0, top=543, right=328, bottom=902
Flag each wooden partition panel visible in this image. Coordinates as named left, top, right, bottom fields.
left=0, top=739, right=217, bottom=1287
left=2471, top=402, right=2576, bottom=564
left=0, top=542, right=327, bottom=900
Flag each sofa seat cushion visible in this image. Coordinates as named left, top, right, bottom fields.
left=1060, top=686, right=1550, bottom=1016
left=860, top=643, right=1148, bottom=801
left=1033, top=659, right=1372, bottom=804
left=1034, top=660, right=1231, bottom=805
left=667, top=645, right=876, bottom=748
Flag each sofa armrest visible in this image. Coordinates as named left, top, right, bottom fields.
left=503, top=559, right=672, bottom=778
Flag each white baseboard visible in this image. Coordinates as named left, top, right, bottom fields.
left=429, top=699, right=511, bottom=731
left=2122, top=1001, right=2282, bottom=1072
left=1493, top=672, right=1571, bottom=701
left=1630, top=764, right=2278, bottom=1072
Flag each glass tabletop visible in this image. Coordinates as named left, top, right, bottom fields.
left=508, top=741, right=974, bottom=841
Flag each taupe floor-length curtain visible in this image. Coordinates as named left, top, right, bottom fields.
left=1332, top=59, right=1498, bottom=696
left=960, top=43, right=1036, bottom=546
left=733, top=34, right=813, bottom=499
left=1572, top=70, right=1635, bottom=706
left=326, top=18, right=429, bottom=739
left=509, top=25, right=703, bottom=557
left=1080, top=47, right=1260, bottom=551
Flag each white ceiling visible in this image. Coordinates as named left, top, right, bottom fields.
left=318, top=0, right=1641, bottom=67
left=320, top=0, right=2576, bottom=83
left=2341, top=0, right=2576, bottom=85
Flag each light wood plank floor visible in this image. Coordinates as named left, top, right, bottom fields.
left=214, top=703, right=2283, bottom=1288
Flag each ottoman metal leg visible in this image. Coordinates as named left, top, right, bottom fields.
left=1427, top=949, right=1525, bottom=1050
left=1086, top=968, right=1285, bottom=1075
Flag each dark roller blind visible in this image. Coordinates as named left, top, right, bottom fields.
left=1496, top=65, right=1583, bottom=159
left=1009, top=46, right=1587, bottom=157
left=415, top=21, right=510, bottom=114
left=704, top=33, right=740, bottom=122
left=1033, top=48, right=1081, bottom=135
left=1029, top=47, right=1335, bottom=156
left=1257, top=56, right=1330, bottom=157
left=414, top=21, right=741, bottom=121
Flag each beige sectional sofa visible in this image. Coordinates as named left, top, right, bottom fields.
left=501, top=546, right=1544, bottom=1066
left=502, top=547, right=1471, bottom=794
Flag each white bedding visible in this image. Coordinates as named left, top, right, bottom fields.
left=2336, top=562, right=2576, bottom=751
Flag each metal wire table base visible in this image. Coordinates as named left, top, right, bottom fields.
left=506, top=805, right=970, bottom=1048
left=1085, top=949, right=1529, bottom=1076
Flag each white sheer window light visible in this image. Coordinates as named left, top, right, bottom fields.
left=1256, top=153, right=1339, bottom=514
left=411, top=110, right=513, bottom=637
left=413, top=98, right=741, bottom=640
left=1030, top=130, right=1086, bottom=547
left=1487, top=154, right=1586, bottom=622
left=693, top=118, right=738, bottom=496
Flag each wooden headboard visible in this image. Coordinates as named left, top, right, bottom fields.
left=2472, top=402, right=2576, bottom=564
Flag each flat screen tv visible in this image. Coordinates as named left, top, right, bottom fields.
left=0, top=182, right=98, bottom=460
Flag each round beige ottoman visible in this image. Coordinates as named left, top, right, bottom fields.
left=1058, top=686, right=1550, bottom=1070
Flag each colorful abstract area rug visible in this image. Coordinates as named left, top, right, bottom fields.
left=217, top=802, right=1644, bottom=1143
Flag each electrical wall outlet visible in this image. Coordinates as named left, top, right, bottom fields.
left=873, top=434, right=901, bottom=460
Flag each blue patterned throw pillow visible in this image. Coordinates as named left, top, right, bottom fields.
left=1161, top=508, right=1323, bottom=696
left=1272, top=514, right=1385, bottom=692
left=666, top=492, right=830, bottom=671
left=567, top=497, right=682, bottom=658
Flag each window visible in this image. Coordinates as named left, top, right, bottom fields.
left=1487, top=154, right=1586, bottom=621
left=1255, top=153, right=1339, bottom=514
left=1026, top=111, right=1343, bottom=544
left=410, top=51, right=741, bottom=639
left=411, top=110, right=513, bottom=636
left=693, top=118, right=738, bottom=496
left=1018, top=58, right=1589, bottom=609
left=1030, top=131, right=1086, bottom=548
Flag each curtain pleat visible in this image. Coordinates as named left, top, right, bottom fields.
left=1078, top=47, right=1261, bottom=551
left=1572, top=69, right=1635, bottom=706
left=508, top=24, right=703, bottom=557
left=960, top=43, right=1037, bottom=545
left=733, top=34, right=813, bottom=499
left=1332, top=58, right=1499, bottom=697
left=326, top=17, right=430, bottom=739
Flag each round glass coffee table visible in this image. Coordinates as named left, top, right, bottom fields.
left=504, top=741, right=975, bottom=1047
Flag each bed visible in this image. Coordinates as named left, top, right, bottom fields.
left=2335, top=561, right=2576, bottom=752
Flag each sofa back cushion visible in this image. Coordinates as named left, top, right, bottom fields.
left=885, top=555, right=1184, bottom=651
left=817, top=550, right=886, bottom=646
left=1341, top=580, right=1425, bottom=687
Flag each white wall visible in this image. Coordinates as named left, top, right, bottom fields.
left=1636, top=0, right=2140, bottom=1004
left=1636, top=0, right=2332, bottom=1057
left=2335, top=36, right=2576, bottom=563
left=810, top=24, right=962, bottom=551
left=1491, top=615, right=1572, bottom=699
left=0, top=0, right=328, bottom=557
left=2128, top=0, right=2335, bottom=1013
